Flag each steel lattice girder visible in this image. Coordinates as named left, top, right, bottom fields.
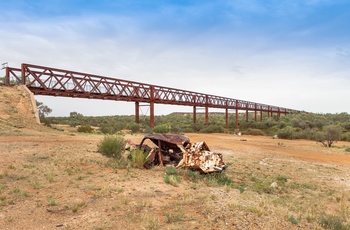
left=6, top=63, right=295, bottom=114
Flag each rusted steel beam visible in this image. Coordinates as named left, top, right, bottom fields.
left=5, top=67, right=9, bottom=85
left=205, top=106, right=209, bottom=125
left=150, top=86, right=155, bottom=128
left=235, top=100, right=239, bottom=131
left=19, top=63, right=298, bottom=113
left=193, top=106, right=197, bottom=124
left=135, top=102, right=139, bottom=123
left=225, top=107, right=228, bottom=129
left=5, top=67, right=21, bottom=85
left=205, top=95, right=209, bottom=125
left=8, top=63, right=300, bottom=128
left=254, top=103, right=257, bottom=122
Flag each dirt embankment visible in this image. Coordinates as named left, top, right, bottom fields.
left=0, top=85, right=41, bottom=133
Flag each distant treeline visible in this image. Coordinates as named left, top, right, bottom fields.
left=44, top=111, right=350, bottom=144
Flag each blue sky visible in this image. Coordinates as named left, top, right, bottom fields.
left=1, top=0, right=350, bottom=116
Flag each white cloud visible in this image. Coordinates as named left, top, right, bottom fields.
left=1, top=1, right=350, bottom=116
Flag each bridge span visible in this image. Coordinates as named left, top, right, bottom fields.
left=4, top=63, right=300, bottom=129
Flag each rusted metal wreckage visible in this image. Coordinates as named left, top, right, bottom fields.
left=131, top=134, right=226, bottom=173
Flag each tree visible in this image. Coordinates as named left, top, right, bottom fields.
left=36, top=100, right=52, bottom=119
left=315, top=125, right=342, bottom=147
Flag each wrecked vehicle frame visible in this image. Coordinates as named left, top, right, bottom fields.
left=137, top=134, right=226, bottom=173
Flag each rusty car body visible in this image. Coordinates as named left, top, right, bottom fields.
left=138, top=134, right=226, bottom=173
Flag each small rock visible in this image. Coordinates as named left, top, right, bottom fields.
left=270, top=182, right=278, bottom=188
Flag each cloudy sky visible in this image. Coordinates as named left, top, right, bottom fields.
left=1, top=0, right=350, bottom=116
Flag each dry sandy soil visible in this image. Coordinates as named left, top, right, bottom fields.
left=0, top=86, right=350, bottom=230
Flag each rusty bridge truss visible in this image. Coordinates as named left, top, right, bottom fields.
left=3, top=63, right=299, bottom=129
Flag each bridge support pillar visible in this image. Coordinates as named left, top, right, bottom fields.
left=260, top=110, right=263, bottom=122
left=205, top=106, right=209, bottom=125
left=21, top=63, right=26, bottom=85
left=135, top=102, right=139, bottom=123
left=225, top=108, right=228, bottom=129
left=150, top=101, right=154, bottom=128
left=193, top=106, right=197, bottom=124
left=205, top=95, right=209, bottom=125
left=254, top=110, right=257, bottom=122
left=246, top=109, right=249, bottom=122
left=235, top=106, right=239, bottom=131
left=5, top=67, right=10, bottom=85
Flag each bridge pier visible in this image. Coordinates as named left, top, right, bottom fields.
left=135, top=102, right=139, bottom=123
left=150, top=101, right=154, bottom=128
left=193, top=106, right=197, bottom=124
left=225, top=108, right=228, bottom=129
left=254, top=110, right=257, bottom=122
left=205, top=106, right=209, bottom=125
left=5, top=67, right=9, bottom=85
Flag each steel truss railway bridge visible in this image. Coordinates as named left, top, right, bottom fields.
left=3, top=63, right=300, bottom=129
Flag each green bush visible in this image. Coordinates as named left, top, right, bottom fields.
left=100, top=125, right=114, bottom=134
left=129, top=123, right=140, bottom=133
left=277, top=127, right=295, bottom=140
left=153, top=124, right=170, bottom=134
left=166, top=166, right=178, bottom=175
left=77, top=124, right=93, bottom=133
left=243, top=128, right=265, bottom=136
left=341, top=133, right=350, bottom=142
left=200, top=124, right=225, bottom=133
left=319, top=214, right=349, bottom=230
left=97, top=135, right=125, bottom=159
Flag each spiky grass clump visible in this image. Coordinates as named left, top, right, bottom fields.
left=130, top=149, right=147, bottom=168
left=164, top=166, right=181, bottom=186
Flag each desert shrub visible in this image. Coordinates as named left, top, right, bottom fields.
left=97, top=135, right=125, bottom=159
left=262, top=118, right=277, bottom=128
left=180, top=169, right=200, bottom=183
left=341, top=133, right=350, bottom=142
left=170, top=125, right=182, bottom=134
left=105, top=158, right=129, bottom=170
left=243, top=128, right=265, bottom=136
left=100, top=125, right=114, bottom=134
left=200, top=124, right=225, bottom=133
left=342, top=122, right=350, bottom=131
left=129, top=149, right=147, bottom=168
left=319, top=214, right=349, bottom=230
left=204, top=173, right=233, bottom=187
left=77, top=124, right=93, bottom=133
left=166, top=166, right=178, bottom=175
left=129, top=123, right=140, bottom=133
left=315, top=125, right=342, bottom=147
left=277, top=127, right=295, bottom=140
left=164, top=166, right=181, bottom=186
left=278, top=121, right=287, bottom=129
left=289, top=215, right=299, bottom=225
left=292, top=128, right=318, bottom=140
left=153, top=124, right=170, bottom=134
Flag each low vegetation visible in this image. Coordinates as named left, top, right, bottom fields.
left=47, top=111, right=350, bottom=147
left=97, top=135, right=125, bottom=159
